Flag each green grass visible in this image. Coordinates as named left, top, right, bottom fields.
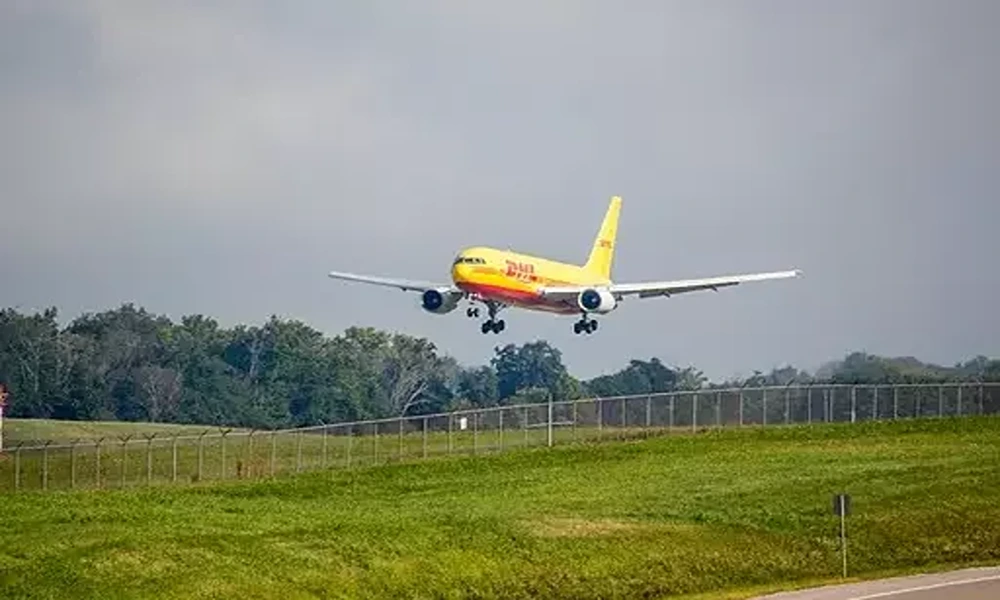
left=1, top=417, right=999, bottom=599
left=4, top=418, right=247, bottom=446
left=0, top=405, right=644, bottom=492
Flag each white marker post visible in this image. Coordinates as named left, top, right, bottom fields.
left=833, top=493, right=851, bottom=578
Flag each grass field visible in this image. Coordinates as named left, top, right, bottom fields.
left=1, top=416, right=999, bottom=599
left=1, top=404, right=653, bottom=492
left=3, top=418, right=247, bottom=446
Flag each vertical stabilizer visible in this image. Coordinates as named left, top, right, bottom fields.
left=584, top=196, right=622, bottom=280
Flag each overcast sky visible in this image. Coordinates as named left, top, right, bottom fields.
left=2, top=1, right=998, bottom=381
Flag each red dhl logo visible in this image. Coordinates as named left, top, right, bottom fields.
left=505, top=260, right=537, bottom=281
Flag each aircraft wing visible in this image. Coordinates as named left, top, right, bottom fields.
left=539, top=269, right=801, bottom=301
left=327, top=270, right=458, bottom=293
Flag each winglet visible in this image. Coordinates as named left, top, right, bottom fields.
left=584, top=196, right=622, bottom=280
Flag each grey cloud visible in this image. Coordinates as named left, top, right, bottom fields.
left=1, top=0, right=998, bottom=381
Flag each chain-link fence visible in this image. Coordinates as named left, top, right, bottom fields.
left=2, top=382, right=997, bottom=494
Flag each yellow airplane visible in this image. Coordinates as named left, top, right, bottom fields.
left=328, top=196, right=801, bottom=335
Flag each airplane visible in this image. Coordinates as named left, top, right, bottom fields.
left=327, top=196, right=801, bottom=335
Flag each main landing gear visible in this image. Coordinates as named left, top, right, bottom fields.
left=468, top=301, right=505, bottom=334
left=574, top=316, right=598, bottom=335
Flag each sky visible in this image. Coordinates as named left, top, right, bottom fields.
left=2, top=1, right=998, bottom=382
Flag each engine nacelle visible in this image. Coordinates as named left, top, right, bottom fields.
left=577, top=287, right=617, bottom=314
left=421, top=288, right=462, bottom=314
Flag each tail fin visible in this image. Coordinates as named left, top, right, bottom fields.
left=583, top=196, right=622, bottom=280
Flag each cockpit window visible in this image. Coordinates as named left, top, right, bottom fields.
left=453, top=256, right=486, bottom=265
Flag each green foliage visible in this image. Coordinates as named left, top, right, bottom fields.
left=1, top=417, right=998, bottom=599
left=586, top=357, right=678, bottom=396
left=1, top=304, right=998, bottom=430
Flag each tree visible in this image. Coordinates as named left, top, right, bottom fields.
left=135, top=366, right=182, bottom=422
left=455, top=366, right=499, bottom=408
left=491, top=341, right=573, bottom=402
left=585, top=358, right=678, bottom=397
left=0, top=304, right=996, bottom=430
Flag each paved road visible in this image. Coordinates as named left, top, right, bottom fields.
left=751, top=567, right=1000, bottom=600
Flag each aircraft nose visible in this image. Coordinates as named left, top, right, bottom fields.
left=452, top=263, right=471, bottom=282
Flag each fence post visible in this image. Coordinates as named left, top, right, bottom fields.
left=42, top=441, right=52, bottom=491
left=172, top=435, right=179, bottom=483
left=873, top=386, right=879, bottom=420
left=784, top=387, right=790, bottom=425
left=669, top=394, right=675, bottom=431
left=269, top=430, right=277, bottom=477
left=893, top=386, right=899, bottom=420
left=621, top=396, right=628, bottom=440
left=646, top=395, right=652, bottom=429
left=762, top=389, right=767, bottom=426
left=221, top=428, right=232, bottom=480
left=95, top=438, right=104, bottom=488
left=296, top=430, right=303, bottom=472
left=321, top=422, right=328, bottom=468
left=346, top=425, right=353, bottom=468
left=523, top=406, right=529, bottom=447
left=691, top=393, right=697, bottom=432
left=957, top=385, right=963, bottom=417
left=374, top=422, right=379, bottom=465
left=548, top=392, right=555, bottom=448
left=14, top=443, right=22, bottom=491
left=423, top=416, right=429, bottom=458
left=850, top=386, right=857, bottom=423
left=739, top=391, right=744, bottom=427
left=807, top=386, right=813, bottom=424
left=497, top=409, right=503, bottom=452
left=597, top=398, right=604, bottom=437
left=474, top=412, right=479, bottom=454
left=548, top=396, right=554, bottom=447
left=716, top=392, right=722, bottom=428
left=70, top=439, right=80, bottom=490
left=573, top=400, right=579, bottom=441
left=246, top=429, right=256, bottom=478
left=398, top=418, right=404, bottom=461
left=119, top=435, right=133, bottom=489
left=144, top=433, right=156, bottom=486
left=448, top=414, right=453, bottom=455
left=938, top=385, right=944, bottom=417
left=198, top=431, right=207, bottom=482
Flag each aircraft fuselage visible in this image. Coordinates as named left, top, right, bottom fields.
left=451, top=246, right=610, bottom=315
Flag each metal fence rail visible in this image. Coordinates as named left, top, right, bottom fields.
left=2, top=382, right=998, bottom=494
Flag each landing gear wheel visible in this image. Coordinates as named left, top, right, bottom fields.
left=574, top=317, right=597, bottom=334
left=481, top=319, right=505, bottom=334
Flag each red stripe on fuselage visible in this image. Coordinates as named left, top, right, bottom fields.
left=456, top=281, right=578, bottom=315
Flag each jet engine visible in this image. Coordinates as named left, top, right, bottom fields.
left=421, top=288, right=463, bottom=314
left=577, top=287, right=617, bottom=314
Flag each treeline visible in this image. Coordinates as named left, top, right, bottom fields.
left=1, top=304, right=998, bottom=429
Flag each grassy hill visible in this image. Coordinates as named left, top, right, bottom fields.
left=1, top=417, right=999, bottom=599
